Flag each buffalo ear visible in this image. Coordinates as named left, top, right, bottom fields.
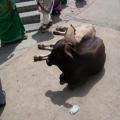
left=64, top=44, right=78, bottom=59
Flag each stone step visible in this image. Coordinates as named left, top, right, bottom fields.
left=24, top=22, right=40, bottom=32
left=20, top=10, right=40, bottom=24
left=16, top=1, right=38, bottom=13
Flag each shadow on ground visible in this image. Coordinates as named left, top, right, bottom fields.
left=32, top=31, right=54, bottom=43
left=0, top=43, right=19, bottom=65
left=46, top=68, right=105, bottom=108
left=75, top=0, right=87, bottom=8
left=51, top=14, right=62, bottom=24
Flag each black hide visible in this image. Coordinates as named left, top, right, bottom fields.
left=46, top=36, right=106, bottom=89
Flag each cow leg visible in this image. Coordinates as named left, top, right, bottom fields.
left=34, top=55, right=48, bottom=61
left=56, top=26, right=67, bottom=32
left=59, top=73, right=67, bottom=85
left=38, top=44, right=54, bottom=50
left=53, top=30, right=66, bottom=36
left=53, top=26, right=67, bottom=35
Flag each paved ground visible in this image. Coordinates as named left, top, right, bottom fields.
left=0, top=0, right=120, bottom=120
left=64, top=0, right=120, bottom=30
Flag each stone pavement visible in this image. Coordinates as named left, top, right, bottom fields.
left=0, top=0, right=120, bottom=120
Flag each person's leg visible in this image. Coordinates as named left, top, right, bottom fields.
left=52, top=0, right=62, bottom=15
left=40, top=11, right=52, bottom=32
left=43, top=11, right=51, bottom=24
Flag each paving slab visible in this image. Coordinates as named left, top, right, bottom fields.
left=0, top=21, right=120, bottom=120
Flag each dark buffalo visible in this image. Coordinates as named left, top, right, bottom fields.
left=34, top=24, right=106, bottom=89
left=46, top=35, right=106, bottom=89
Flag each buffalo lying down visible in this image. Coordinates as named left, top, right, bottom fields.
left=46, top=24, right=106, bottom=89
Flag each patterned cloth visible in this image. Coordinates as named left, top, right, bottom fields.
left=0, top=0, right=25, bottom=44
left=53, top=0, right=61, bottom=12
left=37, top=0, right=54, bottom=13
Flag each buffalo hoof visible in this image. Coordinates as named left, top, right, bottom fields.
left=46, top=59, right=52, bottom=66
left=34, top=56, right=42, bottom=62
left=38, top=44, right=45, bottom=49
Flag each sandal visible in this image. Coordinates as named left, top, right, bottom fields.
left=39, top=21, right=53, bottom=33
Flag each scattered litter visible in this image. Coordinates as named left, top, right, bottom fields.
left=69, top=105, right=80, bottom=115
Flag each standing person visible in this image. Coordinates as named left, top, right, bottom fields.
left=0, top=0, right=27, bottom=47
left=37, top=0, right=54, bottom=32
left=52, top=0, right=62, bottom=15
